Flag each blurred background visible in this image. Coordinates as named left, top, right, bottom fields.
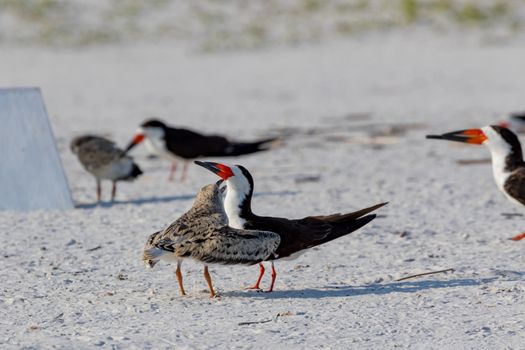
left=0, top=0, right=524, bottom=50
left=1, top=0, right=525, bottom=203
left=2, top=5, right=525, bottom=347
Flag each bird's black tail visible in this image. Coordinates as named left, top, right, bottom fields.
left=121, top=163, right=143, bottom=181
left=311, top=202, right=387, bottom=247
left=222, top=137, right=280, bottom=157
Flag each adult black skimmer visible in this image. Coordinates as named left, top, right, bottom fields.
left=124, top=119, right=278, bottom=181
left=427, top=125, right=525, bottom=241
left=195, top=161, right=387, bottom=292
left=70, top=135, right=142, bottom=202
left=143, top=181, right=280, bottom=298
left=498, top=112, right=525, bottom=133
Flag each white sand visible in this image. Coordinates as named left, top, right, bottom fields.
left=1, top=34, right=524, bottom=348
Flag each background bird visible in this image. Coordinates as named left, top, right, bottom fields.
left=498, top=112, right=525, bottom=134
left=427, top=125, right=525, bottom=241
left=70, top=135, right=142, bottom=202
left=196, top=161, right=387, bottom=292
left=124, top=119, right=279, bottom=181
left=143, top=180, right=281, bottom=298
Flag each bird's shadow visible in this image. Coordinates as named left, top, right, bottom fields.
left=75, top=190, right=299, bottom=209
left=254, top=190, right=299, bottom=198
left=223, top=277, right=497, bottom=299
left=75, top=194, right=195, bottom=209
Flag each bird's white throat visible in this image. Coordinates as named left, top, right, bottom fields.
left=482, top=126, right=512, bottom=194
left=140, top=126, right=177, bottom=161
left=223, top=173, right=251, bottom=229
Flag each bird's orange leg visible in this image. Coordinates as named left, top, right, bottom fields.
left=96, top=179, right=101, bottom=203
left=245, top=263, right=265, bottom=290
left=175, top=260, right=186, bottom=296
left=266, top=262, right=277, bottom=293
left=511, top=232, right=525, bottom=241
left=180, top=162, right=189, bottom=182
left=203, top=265, right=216, bottom=298
left=168, top=163, right=177, bottom=182
left=111, top=181, right=117, bottom=201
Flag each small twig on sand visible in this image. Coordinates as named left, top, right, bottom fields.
left=87, top=245, right=102, bottom=252
left=238, top=311, right=296, bottom=326
left=238, top=319, right=273, bottom=326
left=49, top=312, right=64, bottom=323
left=456, top=158, right=491, bottom=165
left=501, top=213, right=523, bottom=219
left=396, top=268, right=454, bottom=282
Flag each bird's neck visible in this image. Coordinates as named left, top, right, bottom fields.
left=489, top=147, right=524, bottom=189
left=224, top=183, right=254, bottom=229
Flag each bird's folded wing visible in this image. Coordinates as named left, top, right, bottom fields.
left=155, top=226, right=281, bottom=265
left=308, top=202, right=388, bottom=222
left=504, top=168, right=525, bottom=206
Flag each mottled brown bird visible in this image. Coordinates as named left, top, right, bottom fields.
left=143, top=181, right=280, bottom=298
left=71, top=135, right=142, bottom=202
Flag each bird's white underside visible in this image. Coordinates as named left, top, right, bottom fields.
left=139, top=126, right=185, bottom=162
left=223, top=167, right=250, bottom=229
left=223, top=165, right=306, bottom=261
left=482, top=126, right=523, bottom=208
left=91, top=157, right=135, bottom=181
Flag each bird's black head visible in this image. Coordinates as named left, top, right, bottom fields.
left=236, top=165, right=254, bottom=193
left=141, top=119, right=167, bottom=129
left=488, top=125, right=523, bottom=170
left=491, top=125, right=521, bottom=149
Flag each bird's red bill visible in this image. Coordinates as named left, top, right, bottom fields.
left=461, top=129, right=487, bottom=144
left=426, top=128, right=487, bottom=145
left=131, top=133, right=145, bottom=145
left=194, top=161, right=235, bottom=179
left=216, top=163, right=234, bottom=180
left=511, top=232, right=525, bottom=241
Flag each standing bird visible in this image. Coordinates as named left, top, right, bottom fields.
left=70, top=135, right=142, bottom=202
left=195, top=161, right=387, bottom=292
left=123, top=119, right=278, bottom=181
left=427, top=125, right=525, bottom=241
left=498, top=112, right=525, bottom=134
left=142, top=181, right=281, bottom=298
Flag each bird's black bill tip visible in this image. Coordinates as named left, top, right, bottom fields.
left=194, top=160, right=221, bottom=175
left=426, top=129, right=487, bottom=144
left=195, top=161, right=234, bottom=180
left=426, top=135, right=445, bottom=140
left=123, top=133, right=145, bottom=155
left=122, top=142, right=135, bottom=155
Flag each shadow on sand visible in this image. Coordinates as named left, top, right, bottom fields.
left=75, top=194, right=196, bottom=209
left=223, top=277, right=497, bottom=299
left=254, top=190, right=299, bottom=198
left=75, top=190, right=299, bottom=209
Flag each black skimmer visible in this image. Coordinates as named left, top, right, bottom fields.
left=124, top=119, right=278, bottom=181
left=195, top=161, right=387, bottom=292
left=143, top=181, right=281, bottom=298
left=70, top=135, right=143, bottom=202
left=427, top=125, right=525, bottom=241
left=499, top=112, right=525, bottom=133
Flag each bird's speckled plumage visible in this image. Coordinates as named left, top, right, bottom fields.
left=71, top=135, right=142, bottom=201
left=142, top=182, right=280, bottom=268
left=71, top=135, right=142, bottom=182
